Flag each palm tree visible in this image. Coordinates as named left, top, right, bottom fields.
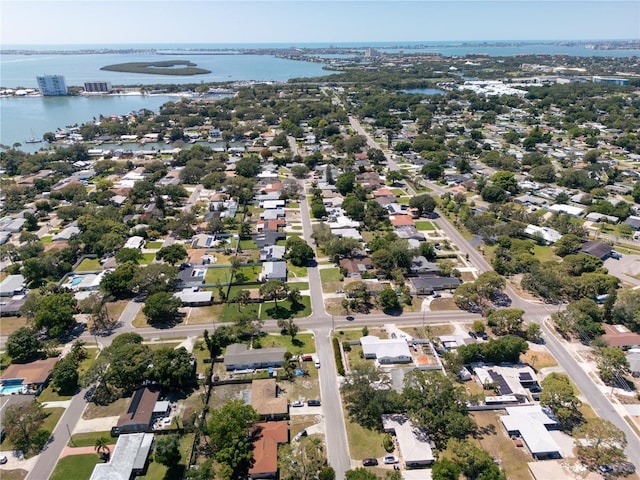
left=94, top=437, right=110, bottom=460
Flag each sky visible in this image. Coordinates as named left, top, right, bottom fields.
left=1, top=1, right=639, bottom=45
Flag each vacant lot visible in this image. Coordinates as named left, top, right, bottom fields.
left=260, top=332, right=316, bottom=354
left=260, top=297, right=312, bottom=320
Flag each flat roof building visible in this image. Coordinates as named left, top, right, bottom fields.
left=500, top=405, right=560, bottom=460
left=382, top=414, right=435, bottom=467
left=223, top=344, right=286, bottom=371
left=0, top=274, right=25, bottom=297
left=360, top=336, right=413, bottom=364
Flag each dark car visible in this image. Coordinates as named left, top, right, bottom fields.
left=362, top=458, right=378, bottom=467
left=479, top=332, right=488, bottom=340
left=307, top=399, right=321, bottom=407
left=468, top=331, right=477, bottom=339
left=346, top=315, right=355, bottom=321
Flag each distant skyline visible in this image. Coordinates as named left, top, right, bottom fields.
left=1, top=1, right=639, bottom=45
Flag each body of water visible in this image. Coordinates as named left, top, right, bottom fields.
left=2, top=41, right=638, bottom=150
left=402, top=88, right=445, bottom=95
left=0, top=95, right=183, bottom=152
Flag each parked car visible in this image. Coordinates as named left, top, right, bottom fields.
left=346, top=315, right=355, bottom=321
left=432, top=292, right=441, bottom=298
left=383, top=456, right=398, bottom=464
left=291, top=400, right=304, bottom=407
left=314, top=360, right=321, bottom=368
left=468, top=331, right=477, bottom=339
left=0, top=455, right=7, bottom=465
left=479, top=332, right=488, bottom=340
left=307, top=399, right=321, bottom=407
left=293, top=429, right=308, bottom=441
left=598, top=465, right=613, bottom=474
left=362, top=458, right=378, bottom=466
left=610, top=251, right=622, bottom=260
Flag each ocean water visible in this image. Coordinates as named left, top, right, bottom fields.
left=2, top=41, right=638, bottom=149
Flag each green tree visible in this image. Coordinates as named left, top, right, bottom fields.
left=148, top=347, right=196, bottom=389
left=554, top=233, right=582, bottom=257
left=486, top=308, right=524, bottom=336
left=260, top=279, right=288, bottom=309
left=208, top=400, right=259, bottom=479
left=475, top=271, right=506, bottom=302
left=94, top=436, right=111, bottom=460
left=335, top=171, right=356, bottom=195
left=34, top=292, right=76, bottom=337
left=491, top=171, right=518, bottom=193
left=156, top=244, right=188, bottom=265
left=131, top=263, right=179, bottom=295
left=450, top=439, right=506, bottom=480
left=345, top=468, right=378, bottom=480
left=235, top=156, right=261, bottom=178
left=525, top=323, right=542, bottom=343
left=2, top=401, right=49, bottom=456
left=378, top=287, right=401, bottom=311
left=574, top=418, right=627, bottom=467
left=51, top=356, right=79, bottom=395
left=286, top=237, right=314, bottom=267
left=143, top=291, right=182, bottom=325
left=278, top=436, right=328, bottom=480
left=540, top=373, right=583, bottom=431
left=432, top=457, right=462, bottom=480
left=404, top=370, right=475, bottom=449
left=105, top=342, right=152, bottom=392
left=155, top=434, right=181, bottom=466
left=6, top=327, right=44, bottom=363
left=101, top=261, right=139, bottom=298
left=409, top=194, right=437, bottom=216
left=596, top=347, right=630, bottom=386
left=115, top=248, right=142, bottom=264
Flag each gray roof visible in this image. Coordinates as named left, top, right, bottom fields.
left=223, top=344, right=286, bottom=369
left=263, top=261, right=287, bottom=280
left=0, top=275, right=25, bottom=297
left=625, top=215, right=640, bottom=230
left=174, top=289, right=212, bottom=304
left=409, top=276, right=462, bottom=293
left=90, top=433, right=154, bottom=480
left=580, top=241, right=612, bottom=260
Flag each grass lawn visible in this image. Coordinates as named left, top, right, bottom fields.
left=220, top=303, right=260, bottom=322
left=0, top=315, right=28, bottom=336
left=390, top=188, right=406, bottom=196
left=184, top=304, right=223, bottom=325
left=0, top=470, right=28, bottom=480
left=50, top=454, right=101, bottom=480
left=320, top=268, right=343, bottom=283
left=139, top=253, right=156, bottom=265
left=532, top=244, right=558, bottom=263
left=68, top=431, right=113, bottom=448
left=83, top=396, right=129, bottom=420
left=42, top=407, right=65, bottom=434
left=470, top=411, right=533, bottom=480
left=139, top=433, right=194, bottom=480
left=520, top=349, right=558, bottom=370
left=75, top=258, right=102, bottom=272
left=238, top=239, right=257, bottom=250
left=40, top=235, right=53, bottom=244
left=290, top=414, right=322, bottom=438
left=205, top=267, right=232, bottom=284
left=287, top=282, right=309, bottom=291
left=415, top=220, right=435, bottom=231
left=235, top=266, right=260, bottom=283
left=260, top=332, right=316, bottom=354
left=344, top=418, right=387, bottom=460
left=429, top=297, right=461, bottom=311
left=259, top=297, right=312, bottom=320
left=287, top=263, right=308, bottom=278
left=396, top=197, right=410, bottom=205
left=290, top=225, right=303, bottom=230
left=145, top=241, right=164, bottom=249
left=288, top=202, right=300, bottom=208
left=105, top=300, right=129, bottom=323
left=38, top=384, right=73, bottom=403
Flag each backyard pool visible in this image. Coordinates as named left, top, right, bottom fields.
left=0, top=384, right=24, bottom=395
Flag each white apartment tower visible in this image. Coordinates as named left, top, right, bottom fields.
left=36, top=74, right=68, bottom=96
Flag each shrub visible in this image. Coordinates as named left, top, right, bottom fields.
left=332, top=337, right=345, bottom=376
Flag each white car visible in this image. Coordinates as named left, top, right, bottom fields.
left=314, top=360, right=321, bottom=368
left=383, top=456, right=398, bottom=464
left=291, top=400, right=304, bottom=407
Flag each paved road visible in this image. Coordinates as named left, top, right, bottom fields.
left=348, top=112, right=640, bottom=469
left=25, top=387, right=90, bottom=480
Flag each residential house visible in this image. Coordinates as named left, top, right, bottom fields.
left=0, top=274, right=25, bottom=297
left=500, top=405, right=561, bottom=460
left=360, top=336, right=413, bottom=364
left=260, top=245, right=286, bottom=262
left=177, top=265, right=207, bottom=289
left=624, top=215, right=640, bottom=230
left=260, top=261, right=287, bottom=282
left=524, top=225, right=562, bottom=245
left=602, top=324, right=640, bottom=349
left=254, top=232, right=286, bottom=249
left=250, top=379, right=288, bottom=420
left=0, top=357, right=58, bottom=394
left=89, top=433, right=154, bottom=480
left=580, top=241, right=612, bottom=260
left=174, top=288, right=213, bottom=306
left=409, top=276, right=462, bottom=295
left=339, top=257, right=372, bottom=278
left=223, top=344, right=286, bottom=371
left=409, top=257, right=440, bottom=275
left=115, top=386, right=160, bottom=434
left=249, top=422, right=289, bottom=479
left=382, top=414, right=435, bottom=467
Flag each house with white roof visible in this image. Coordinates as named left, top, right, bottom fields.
left=123, top=236, right=145, bottom=250
left=90, top=433, right=154, bottom=480
left=260, top=261, right=287, bottom=282
left=382, top=414, right=435, bottom=467
left=524, top=225, right=562, bottom=244
left=500, top=405, right=561, bottom=460
left=547, top=204, right=584, bottom=217
left=360, top=336, right=412, bottom=364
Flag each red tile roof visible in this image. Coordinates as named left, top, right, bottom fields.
left=390, top=215, right=415, bottom=227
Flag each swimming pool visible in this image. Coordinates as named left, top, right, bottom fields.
left=0, top=384, right=24, bottom=395
left=70, top=276, right=83, bottom=286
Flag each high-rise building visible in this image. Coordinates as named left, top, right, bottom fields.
left=36, top=75, right=68, bottom=96
left=84, top=81, right=113, bottom=93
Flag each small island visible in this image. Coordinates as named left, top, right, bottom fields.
left=100, top=60, right=211, bottom=76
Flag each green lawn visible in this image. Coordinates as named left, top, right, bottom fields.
left=415, top=220, right=435, bottom=230
left=145, top=241, right=164, bottom=249
left=40, top=235, right=53, bottom=244
left=68, top=431, right=113, bottom=448
left=259, top=297, right=312, bottom=320
left=345, top=418, right=387, bottom=460
left=235, top=266, right=260, bottom=283
left=205, top=267, right=232, bottom=284
left=139, top=253, right=156, bottom=265
left=287, top=282, right=309, bottom=291
left=50, top=454, right=101, bottom=480
left=220, top=303, right=260, bottom=322
left=390, top=188, right=406, bottom=196
left=260, top=332, right=316, bottom=353
left=532, top=244, right=558, bottom=263
left=238, top=239, right=258, bottom=250
left=75, top=258, right=102, bottom=272
left=288, top=202, right=300, bottom=208
left=287, top=263, right=308, bottom=277
left=139, top=433, right=194, bottom=480
left=320, top=268, right=343, bottom=283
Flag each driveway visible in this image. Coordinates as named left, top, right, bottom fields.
left=604, top=255, right=640, bottom=287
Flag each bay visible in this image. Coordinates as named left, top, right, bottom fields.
left=0, top=95, right=181, bottom=152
